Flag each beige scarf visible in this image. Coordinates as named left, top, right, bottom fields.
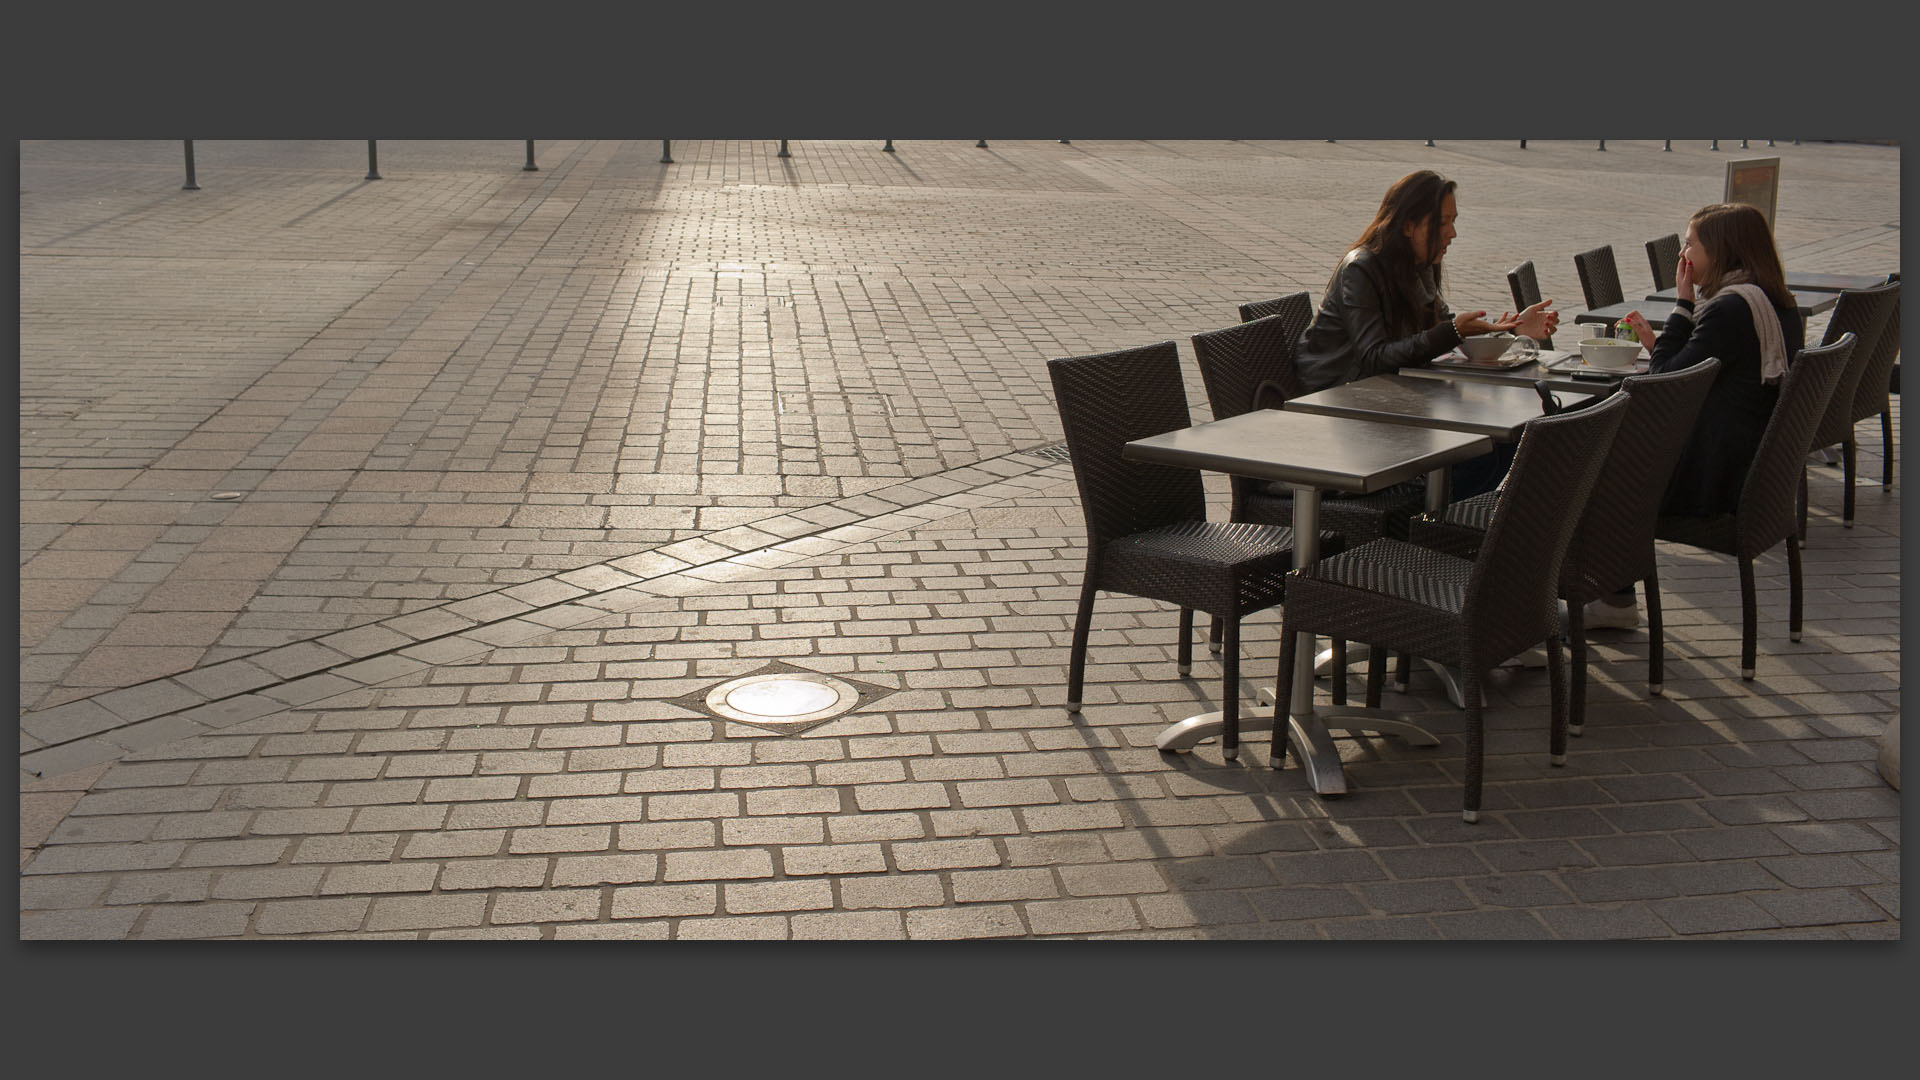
left=1702, top=270, right=1790, bottom=385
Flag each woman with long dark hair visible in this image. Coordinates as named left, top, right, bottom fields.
left=1295, top=170, right=1558, bottom=499
left=1295, top=169, right=1558, bottom=393
left=1590, top=203, right=1808, bottom=630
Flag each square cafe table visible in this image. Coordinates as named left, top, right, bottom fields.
left=1123, top=409, right=1490, bottom=796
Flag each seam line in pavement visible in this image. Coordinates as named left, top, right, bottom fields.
left=18, top=448, right=1077, bottom=777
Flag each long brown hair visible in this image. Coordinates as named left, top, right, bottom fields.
left=1337, top=170, right=1457, bottom=335
left=1690, top=203, right=1792, bottom=309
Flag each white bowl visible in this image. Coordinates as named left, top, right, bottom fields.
left=1458, top=333, right=1515, bottom=363
left=1578, top=338, right=1643, bottom=368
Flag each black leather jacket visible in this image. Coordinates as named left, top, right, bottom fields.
left=1294, top=248, right=1462, bottom=392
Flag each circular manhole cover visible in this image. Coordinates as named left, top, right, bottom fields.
left=704, top=673, right=859, bottom=729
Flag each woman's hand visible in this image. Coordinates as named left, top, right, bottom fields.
left=1454, top=310, right=1513, bottom=337
left=1675, top=256, right=1695, bottom=302
left=1513, top=298, right=1558, bottom=341
left=1620, top=311, right=1657, bottom=350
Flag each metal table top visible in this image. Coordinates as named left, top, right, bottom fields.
left=1281, top=373, right=1595, bottom=443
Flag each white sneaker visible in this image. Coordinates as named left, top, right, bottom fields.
left=1582, top=597, right=1641, bottom=630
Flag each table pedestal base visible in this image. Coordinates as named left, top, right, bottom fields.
left=1153, top=701, right=1440, bottom=797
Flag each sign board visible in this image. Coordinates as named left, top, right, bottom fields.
left=1724, top=157, right=1781, bottom=228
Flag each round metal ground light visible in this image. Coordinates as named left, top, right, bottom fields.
left=704, top=672, right=860, bottom=731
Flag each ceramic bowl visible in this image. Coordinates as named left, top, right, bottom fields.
left=1458, top=333, right=1515, bottom=363
left=1578, top=338, right=1643, bottom=368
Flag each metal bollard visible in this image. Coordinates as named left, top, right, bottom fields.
left=777, top=140, right=790, bottom=158
left=1425, top=138, right=1435, bottom=147
left=1597, top=140, right=1606, bottom=151
left=1767, top=138, right=1775, bottom=147
left=1741, top=139, right=1749, bottom=149
left=366, top=140, right=381, bottom=180
left=1710, top=139, right=1720, bottom=150
left=882, top=139, right=894, bottom=152
left=977, top=139, right=988, bottom=148
left=1058, top=139, right=1070, bottom=144
left=524, top=141, right=538, bottom=171
left=1519, top=139, right=1527, bottom=149
left=1664, top=140, right=1672, bottom=151
left=182, top=140, right=199, bottom=190
left=660, top=140, right=674, bottom=164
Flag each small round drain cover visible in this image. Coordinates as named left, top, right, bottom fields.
left=705, top=673, right=859, bottom=728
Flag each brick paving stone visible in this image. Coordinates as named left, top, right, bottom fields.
left=840, top=874, right=948, bottom=910
left=1772, top=822, right=1892, bottom=854
left=491, top=889, right=605, bottom=924
left=660, top=848, right=775, bottom=881
left=20, top=908, right=142, bottom=940
left=1749, top=888, right=1887, bottom=928
left=255, top=898, right=371, bottom=935
left=905, top=904, right=1027, bottom=940
left=1320, top=916, right=1444, bottom=941
left=1135, top=890, right=1264, bottom=929
left=1430, top=909, right=1555, bottom=940
left=1757, top=854, right=1883, bottom=889
left=550, top=854, right=658, bottom=887
left=1267, top=849, right=1391, bottom=885
left=1537, top=903, right=1674, bottom=940
left=136, top=902, right=255, bottom=939
left=789, top=910, right=907, bottom=940
left=1648, top=895, right=1782, bottom=935
left=363, top=894, right=489, bottom=932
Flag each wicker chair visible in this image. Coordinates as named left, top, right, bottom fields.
left=1654, top=333, right=1858, bottom=680
left=1574, top=246, right=1627, bottom=312
left=1271, top=392, right=1632, bottom=822
left=1646, top=233, right=1682, bottom=292
left=1237, top=294, right=1309, bottom=325
left=1506, top=260, right=1555, bottom=348
left=1842, top=279, right=1903, bottom=493
left=1798, top=281, right=1900, bottom=535
left=1193, top=301, right=1424, bottom=692
left=1047, top=340, right=1338, bottom=759
left=1410, top=360, right=1721, bottom=734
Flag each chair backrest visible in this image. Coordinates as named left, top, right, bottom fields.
left=1735, top=333, right=1857, bottom=554
left=1646, top=234, right=1682, bottom=292
left=1047, top=341, right=1207, bottom=550
left=1573, top=245, right=1625, bottom=310
left=1193, top=308, right=1310, bottom=421
left=1846, top=279, right=1903, bottom=425
left=1561, top=360, right=1722, bottom=602
left=1810, top=282, right=1900, bottom=449
left=1238, top=293, right=1312, bottom=326
left=1506, top=261, right=1554, bottom=348
left=1467, top=392, right=1632, bottom=664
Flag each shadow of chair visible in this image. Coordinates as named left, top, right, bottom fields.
left=1654, top=333, right=1858, bottom=679
left=1271, top=392, right=1632, bottom=821
left=1798, top=281, right=1900, bottom=536
left=1048, top=339, right=1337, bottom=758
left=1410, top=360, right=1721, bottom=734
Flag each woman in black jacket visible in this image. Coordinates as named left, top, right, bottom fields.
left=1596, top=203, right=1806, bottom=630
left=1295, top=170, right=1559, bottom=496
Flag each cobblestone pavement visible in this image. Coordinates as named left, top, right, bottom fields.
left=17, top=139, right=1900, bottom=939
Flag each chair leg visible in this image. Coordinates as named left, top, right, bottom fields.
left=1788, top=537, right=1804, bottom=643
left=1645, top=568, right=1664, bottom=696
left=1796, top=466, right=1808, bottom=543
left=1462, top=670, right=1484, bottom=823
left=1066, top=575, right=1098, bottom=711
left=1393, top=651, right=1412, bottom=693
left=1739, top=555, right=1758, bottom=680
left=1565, top=601, right=1586, bottom=738
left=1270, top=624, right=1297, bottom=768
left=1208, top=615, right=1224, bottom=653
left=1843, top=436, right=1857, bottom=527
left=1883, top=406, right=1895, bottom=490
left=1330, top=639, right=1348, bottom=706
left=1548, top=628, right=1569, bottom=763
left=1220, top=617, right=1240, bottom=759
left=1365, top=645, right=1388, bottom=708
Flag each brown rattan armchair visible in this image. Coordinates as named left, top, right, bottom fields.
left=1506, top=260, right=1556, bottom=349
left=1854, top=274, right=1902, bottom=490
left=1646, top=233, right=1681, bottom=293
left=1047, top=340, right=1338, bottom=759
left=1410, top=360, right=1721, bottom=735
left=1271, top=392, right=1632, bottom=822
left=1654, top=333, right=1858, bottom=680
left=1798, top=281, right=1900, bottom=536
left=1192, top=300, right=1425, bottom=692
